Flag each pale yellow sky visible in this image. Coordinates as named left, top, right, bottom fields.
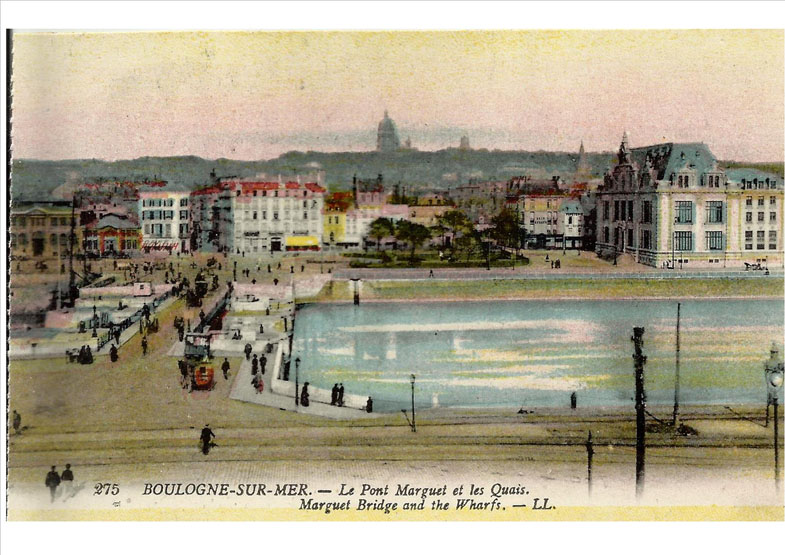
left=11, top=30, right=785, bottom=161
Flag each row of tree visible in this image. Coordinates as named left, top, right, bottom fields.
left=367, top=208, right=523, bottom=264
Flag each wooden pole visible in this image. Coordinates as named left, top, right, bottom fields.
left=672, top=302, right=681, bottom=428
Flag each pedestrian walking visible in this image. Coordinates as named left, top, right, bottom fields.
left=429, top=269, right=434, bottom=278
left=337, top=383, right=345, bottom=407
left=222, top=358, right=231, bottom=380
left=366, top=396, right=373, bottom=413
left=141, top=335, right=148, bottom=356
left=45, top=466, right=61, bottom=503
left=300, top=382, right=310, bottom=407
left=260, top=353, right=267, bottom=374
left=200, top=424, right=215, bottom=455
left=110, top=344, right=118, bottom=362
left=244, top=343, right=252, bottom=360
left=61, top=464, right=74, bottom=500
left=267, top=264, right=271, bottom=273
left=331, top=384, right=338, bottom=406
left=259, top=323, right=264, bottom=334
left=12, top=410, right=21, bottom=434
left=301, top=264, right=305, bottom=272
left=251, top=354, right=259, bottom=375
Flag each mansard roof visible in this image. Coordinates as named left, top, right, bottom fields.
left=629, top=142, right=718, bottom=180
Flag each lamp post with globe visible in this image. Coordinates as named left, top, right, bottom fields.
left=764, top=342, right=784, bottom=486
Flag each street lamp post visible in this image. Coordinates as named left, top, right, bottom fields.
left=764, top=343, right=784, bottom=487
left=410, top=374, right=416, bottom=433
left=295, top=356, right=301, bottom=407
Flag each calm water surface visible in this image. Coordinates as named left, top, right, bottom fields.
left=292, top=299, right=784, bottom=412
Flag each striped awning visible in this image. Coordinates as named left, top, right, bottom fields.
left=285, top=236, right=319, bottom=247
left=142, top=240, right=178, bottom=249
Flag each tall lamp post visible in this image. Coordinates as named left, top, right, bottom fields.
left=410, top=374, right=416, bottom=433
left=294, top=356, right=301, bottom=407
left=764, top=343, right=783, bottom=487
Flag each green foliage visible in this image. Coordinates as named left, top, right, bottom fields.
left=488, top=207, right=519, bottom=247
left=395, top=220, right=432, bottom=263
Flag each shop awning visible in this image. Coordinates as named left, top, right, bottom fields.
left=285, top=236, right=319, bottom=247
left=142, top=240, right=179, bottom=249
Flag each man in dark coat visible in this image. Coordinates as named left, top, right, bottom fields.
left=141, top=336, right=148, bottom=356
left=251, top=354, right=259, bottom=375
left=260, top=354, right=267, bottom=374
left=61, top=464, right=74, bottom=499
left=12, top=410, right=21, bottom=434
left=331, top=384, right=339, bottom=406
left=337, top=383, right=345, bottom=407
left=45, top=466, right=61, bottom=502
left=200, top=425, right=215, bottom=455
left=244, top=343, right=252, bottom=360
left=222, top=358, right=231, bottom=380
left=110, top=344, right=118, bottom=362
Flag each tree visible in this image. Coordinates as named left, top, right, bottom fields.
left=437, top=210, right=474, bottom=252
left=368, top=218, right=395, bottom=251
left=395, top=220, right=432, bottom=264
left=489, top=208, right=519, bottom=248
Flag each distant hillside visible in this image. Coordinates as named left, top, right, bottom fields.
left=10, top=149, right=613, bottom=201
left=11, top=150, right=782, bottom=202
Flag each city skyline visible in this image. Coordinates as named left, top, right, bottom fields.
left=11, top=29, right=785, bottom=162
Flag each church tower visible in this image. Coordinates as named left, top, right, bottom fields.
left=576, top=140, right=591, bottom=177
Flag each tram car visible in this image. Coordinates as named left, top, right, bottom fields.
left=183, top=333, right=214, bottom=391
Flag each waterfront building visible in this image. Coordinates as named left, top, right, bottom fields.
left=595, top=133, right=784, bottom=268
left=10, top=202, right=80, bottom=259
left=138, top=184, right=192, bottom=253
left=191, top=178, right=326, bottom=253
left=559, top=198, right=586, bottom=249
left=83, top=214, right=141, bottom=255
left=323, top=192, right=353, bottom=247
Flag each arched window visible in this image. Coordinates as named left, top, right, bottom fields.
left=59, top=233, right=68, bottom=246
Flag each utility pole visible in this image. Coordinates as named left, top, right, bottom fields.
left=586, top=431, right=594, bottom=497
left=672, top=302, right=681, bottom=428
left=410, top=374, right=416, bottom=433
left=632, top=326, right=647, bottom=499
left=67, top=194, right=78, bottom=306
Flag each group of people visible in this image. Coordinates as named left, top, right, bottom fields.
left=544, top=255, right=562, bottom=269
left=250, top=352, right=267, bottom=394
left=44, top=464, right=75, bottom=503
left=76, top=344, right=94, bottom=364
left=331, top=383, right=346, bottom=406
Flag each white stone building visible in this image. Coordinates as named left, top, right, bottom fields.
left=138, top=184, right=192, bottom=253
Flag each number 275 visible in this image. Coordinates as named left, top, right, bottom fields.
left=94, top=483, right=120, bottom=495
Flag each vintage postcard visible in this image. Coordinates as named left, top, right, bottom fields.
left=4, top=25, right=784, bottom=525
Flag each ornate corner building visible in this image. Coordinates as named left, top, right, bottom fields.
left=596, top=133, right=784, bottom=268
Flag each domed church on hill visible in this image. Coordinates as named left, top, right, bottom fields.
left=376, top=110, right=401, bottom=152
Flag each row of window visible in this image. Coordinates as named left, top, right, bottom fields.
left=141, top=210, right=190, bottom=220
left=241, top=210, right=317, bottom=221
left=141, top=198, right=187, bottom=207
left=143, top=223, right=189, bottom=237
left=10, top=233, right=69, bottom=247
left=745, top=196, right=778, bottom=206
left=12, top=216, right=72, bottom=227
left=745, top=212, right=778, bottom=223
left=602, top=227, right=779, bottom=252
